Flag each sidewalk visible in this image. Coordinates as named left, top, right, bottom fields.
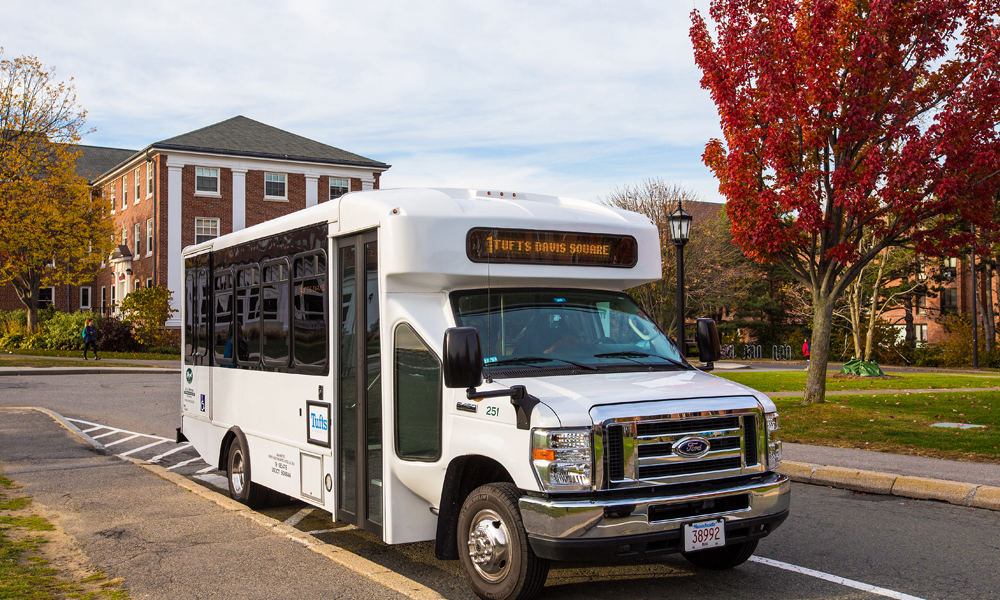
left=0, top=407, right=416, bottom=600
left=0, top=353, right=180, bottom=376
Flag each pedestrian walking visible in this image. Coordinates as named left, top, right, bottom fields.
left=802, top=337, right=810, bottom=370
left=82, top=318, right=100, bottom=360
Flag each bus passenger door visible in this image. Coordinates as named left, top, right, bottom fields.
left=336, top=232, right=381, bottom=535
left=183, top=255, right=212, bottom=421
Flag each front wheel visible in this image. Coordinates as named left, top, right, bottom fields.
left=226, top=433, right=270, bottom=509
left=682, top=539, right=759, bottom=570
left=458, top=483, right=549, bottom=600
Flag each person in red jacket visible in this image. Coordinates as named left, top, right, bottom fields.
left=802, top=338, right=810, bottom=370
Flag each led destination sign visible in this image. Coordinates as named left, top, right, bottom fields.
left=467, top=228, right=638, bottom=267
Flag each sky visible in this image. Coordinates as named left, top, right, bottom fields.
left=7, top=0, right=724, bottom=204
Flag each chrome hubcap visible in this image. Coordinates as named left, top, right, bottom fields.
left=467, top=509, right=511, bottom=582
left=231, top=449, right=245, bottom=495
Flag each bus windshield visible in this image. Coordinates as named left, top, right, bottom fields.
left=452, top=289, right=687, bottom=374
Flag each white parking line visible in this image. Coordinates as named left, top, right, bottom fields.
left=91, top=430, right=123, bottom=439
left=196, top=465, right=217, bottom=474
left=82, top=426, right=105, bottom=433
left=749, top=556, right=926, bottom=600
left=104, top=434, right=142, bottom=447
left=168, top=457, right=204, bottom=470
left=284, top=507, right=314, bottom=527
left=149, top=444, right=191, bottom=463
left=119, top=439, right=170, bottom=457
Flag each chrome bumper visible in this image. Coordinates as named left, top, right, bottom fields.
left=519, top=472, right=790, bottom=541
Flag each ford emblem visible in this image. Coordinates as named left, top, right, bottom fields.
left=674, top=436, right=711, bottom=459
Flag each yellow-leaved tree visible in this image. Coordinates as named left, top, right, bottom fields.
left=0, top=52, right=114, bottom=332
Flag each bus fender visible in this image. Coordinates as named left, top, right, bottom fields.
left=434, top=454, right=514, bottom=560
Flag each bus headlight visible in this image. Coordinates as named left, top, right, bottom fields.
left=765, top=413, right=782, bottom=469
left=531, top=428, right=592, bottom=491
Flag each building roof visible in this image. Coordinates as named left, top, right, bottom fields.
left=152, top=115, right=390, bottom=169
left=74, top=145, right=137, bottom=182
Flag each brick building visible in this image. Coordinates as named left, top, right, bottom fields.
left=0, top=116, right=389, bottom=326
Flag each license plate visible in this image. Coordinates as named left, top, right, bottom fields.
left=684, top=519, right=726, bottom=552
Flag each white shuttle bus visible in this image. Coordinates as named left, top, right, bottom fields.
left=179, top=187, right=789, bottom=600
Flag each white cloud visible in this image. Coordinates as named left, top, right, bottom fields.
left=6, top=0, right=725, bottom=202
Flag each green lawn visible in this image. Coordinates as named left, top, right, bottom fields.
left=1, top=348, right=179, bottom=361
left=0, top=356, right=174, bottom=369
left=774, top=391, right=1000, bottom=462
left=715, top=370, right=1000, bottom=392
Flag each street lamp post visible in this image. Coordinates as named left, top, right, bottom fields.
left=668, top=202, right=693, bottom=355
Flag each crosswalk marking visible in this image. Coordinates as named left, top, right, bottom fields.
left=169, top=457, right=205, bottom=470
left=105, top=433, right=142, bottom=447
left=150, top=444, right=191, bottom=463
left=119, top=439, right=170, bottom=457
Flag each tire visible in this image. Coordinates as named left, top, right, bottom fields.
left=682, top=539, right=759, bottom=570
left=226, top=433, right=271, bottom=509
left=458, top=483, right=550, bottom=600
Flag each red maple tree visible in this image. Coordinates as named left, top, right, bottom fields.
left=690, top=0, right=1000, bottom=403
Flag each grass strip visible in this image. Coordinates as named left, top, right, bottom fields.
left=1, top=349, right=178, bottom=361
left=774, top=391, right=1000, bottom=462
left=716, top=370, right=1000, bottom=392
left=0, top=475, right=130, bottom=600
left=0, top=357, right=174, bottom=369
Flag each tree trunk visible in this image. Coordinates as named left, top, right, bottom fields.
left=863, top=248, right=889, bottom=361
left=903, top=293, right=915, bottom=346
left=10, top=273, right=41, bottom=333
left=802, top=293, right=835, bottom=405
left=981, top=264, right=995, bottom=352
left=848, top=280, right=863, bottom=358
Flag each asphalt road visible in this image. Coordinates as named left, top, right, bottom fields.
left=2, top=373, right=998, bottom=599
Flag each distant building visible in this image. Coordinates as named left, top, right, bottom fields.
left=0, top=116, right=389, bottom=326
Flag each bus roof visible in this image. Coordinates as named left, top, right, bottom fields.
left=184, top=188, right=662, bottom=291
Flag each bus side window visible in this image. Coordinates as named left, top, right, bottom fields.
left=235, top=265, right=261, bottom=366
left=214, top=268, right=234, bottom=366
left=292, top=250, right=328, bottom=373
left=394, top=323, right=441, bottom=461
left=261, top=258, right=291, bottom=368
left=184, top=266, right=197, bottom=360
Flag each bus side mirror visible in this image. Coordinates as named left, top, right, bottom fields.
left=443, top=327, right=483, bottom=389
left=696, top=318, right=722, bottom=370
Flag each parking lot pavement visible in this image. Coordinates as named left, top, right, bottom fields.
left=0, top=407, right=411, bottom=600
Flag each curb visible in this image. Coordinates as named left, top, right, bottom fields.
left=0, top=368, right=180, bottom=377
left=778, top=461, right=1000, bottom=511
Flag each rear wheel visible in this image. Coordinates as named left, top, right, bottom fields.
left=226, top=434, right=270, bottom=509
left=682, top=539, right=759, bottom=570
left=458, top=483, right=549, bottom=600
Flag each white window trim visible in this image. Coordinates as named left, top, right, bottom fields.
left=195, top=167, right=222, bottom=197
left=134, top=223, right=141, bottom=259
left=264, top=172, right=288, bottom=201
left=38, top=286, right=55, bottom=309
left=146, top=162, right=154, bottom=198
left=121, top=175, right=128, bottom=210
left=134, top=167, right=141, bottom=204
left=195, top=216, right=220, bottom=244
left=329, top=177, right=350, bottom=200
left=146, top=277, right=153, bottom=289
left=110, top=182, right=116, bottom=213
left=80, top=286, right=92, bottom=310
left=146, top=218, right=154, bottom=257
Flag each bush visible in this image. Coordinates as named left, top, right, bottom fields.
left=94, top=316, right=142, bottom=352
left=0, top=333, right=24, bottom=350
left=0, top=310, right=28, bottom=337
left=41, top=311, right=96, bottom=350
left=118, top=286, right=177, bottom=348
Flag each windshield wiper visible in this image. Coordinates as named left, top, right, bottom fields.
left=487, top=356, right=598, bottom=371
left=593, top=351, right=688, bottom=369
